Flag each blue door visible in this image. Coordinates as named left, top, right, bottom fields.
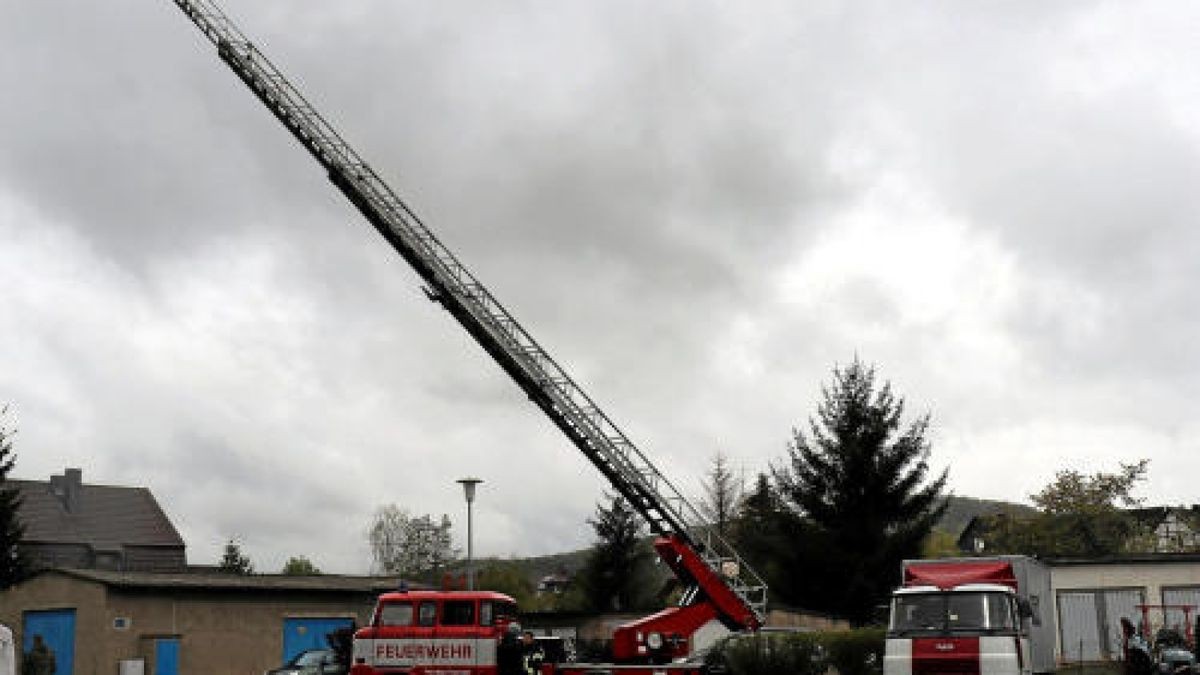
left=22, top=609, right=75, bottom=675
left=282, top=617, right=353, bottom=663
left=154, top=638, right=179, bottom=675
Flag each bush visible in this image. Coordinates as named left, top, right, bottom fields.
left=822, top=628, right=885, bottom=675
left=705, top=628, right=885, bottom=675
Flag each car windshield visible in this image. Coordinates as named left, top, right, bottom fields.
left=289, top=650, right=328, bottom=667
left=481, top=600, right=518, bottom=626
left=891, top=592, right=1018, bottom=634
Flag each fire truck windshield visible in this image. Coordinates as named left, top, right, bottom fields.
left=890, top=591, right=1019, bottom=635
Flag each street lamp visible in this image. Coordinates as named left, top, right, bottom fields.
left=457, top=477, right=483, bottom=590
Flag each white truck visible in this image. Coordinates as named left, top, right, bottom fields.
left=884, top=556, right=1056, bottom=675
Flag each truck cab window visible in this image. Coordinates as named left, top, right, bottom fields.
left=948, top=593, right=984, bottom=629
left=947, top=592, right=1017, bottom=632
left=418, top=601, right=437, bottom=627
left=481, top=600, right=518, bottom=626
left=892, top=594, right=944, bottom=631
left=985, top=594, right=1018, bottom=631
left=379, top=602, right=414, bottom=626
left=441, top=600, right=475, bottom=626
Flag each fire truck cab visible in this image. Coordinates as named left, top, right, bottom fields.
left=884, top=557, right=1055, bottom=675
left=351, top=589, right=518, bottom=675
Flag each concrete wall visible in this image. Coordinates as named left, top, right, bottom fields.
left=103, top=587, right=375, bottom=675
left=0, top=573, right=382, bottom=675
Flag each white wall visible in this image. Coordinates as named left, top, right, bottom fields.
left=1050, top=560, right=1200, bottom=663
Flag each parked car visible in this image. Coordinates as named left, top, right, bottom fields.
left=265, top=648, right=345, bottom=675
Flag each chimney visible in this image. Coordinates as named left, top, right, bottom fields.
left=64, top=468, right=82, bottom=513
left=51, top=468, right=83, bottom=513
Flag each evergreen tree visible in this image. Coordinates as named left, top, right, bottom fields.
left=776, top=359, right=947, bottom=624
left=700, top=451, right=742, bottom=539
left=0, top=407, right=29, bottom=588
left=578, top=493, right=653, bottom=612
left=730, top=472, right=792, bottom=602
left=218, top=538, right=255, bottom=574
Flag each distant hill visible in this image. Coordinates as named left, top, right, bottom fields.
left=494, top=548, right=591, bottom=581
left=460, top=496, right=1036, bottom=586
left=936, top=495, right=1037, bottom=537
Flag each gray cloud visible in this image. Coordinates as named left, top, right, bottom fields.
left=3, top=0, right=1198, bottom=572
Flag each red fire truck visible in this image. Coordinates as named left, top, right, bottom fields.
left=350, top=589, right=519, bottom=674
left=168, top=2, right=769, bottom=674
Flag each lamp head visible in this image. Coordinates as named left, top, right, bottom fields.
left=457, top=477, right=482, bottom=503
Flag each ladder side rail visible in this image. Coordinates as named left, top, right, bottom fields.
left=174, top=0, right=253, bottom=50
left=174, top=0, right=766, bottom=622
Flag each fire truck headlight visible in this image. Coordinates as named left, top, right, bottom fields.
left=646, top=632, right=664, bottom=650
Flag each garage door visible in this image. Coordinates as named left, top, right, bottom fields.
left=1162, top=587, right=1200, bottom=636
left=1100, top=589, right=1144, bottom=660
left=1058, top=589, right=1145, bottom=663
left=1060, top=591, right=1103, bottom=662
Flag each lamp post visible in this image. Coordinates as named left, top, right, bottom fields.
left=457, top=477, right=482, bottom=590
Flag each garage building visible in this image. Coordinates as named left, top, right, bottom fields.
left=1052, top=554, right=1200, bottom=664
left=0, top=568, right=400, bottom=675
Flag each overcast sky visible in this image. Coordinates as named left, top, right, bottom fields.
left=2, top=1, right=1197, bottom=575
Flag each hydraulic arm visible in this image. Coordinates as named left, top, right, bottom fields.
left=170, top=0, right=766, bottom=644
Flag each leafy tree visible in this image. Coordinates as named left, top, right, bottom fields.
left=981, top=460, right=1149, bottom=557
left=701, top=451, right=742, bottom=539
left=368, top=505, right=458, bottom=578
left=0, top=406, right=29, bottom=588
left=775, top=359, right=948, bottom=624
left=281, top=555, right=321, bottom=575
left=1032, top=460, right=1147, bottom=514
left=218, top=538, right=254, bottom=574
left=578, top=493, right=654, bottom=612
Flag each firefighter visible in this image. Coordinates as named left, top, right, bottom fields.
left=21, top=636, right=54, bottom=675
left=497, top=622, right=524, bottom=675
left=521, top=630, right=545, bottom=675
